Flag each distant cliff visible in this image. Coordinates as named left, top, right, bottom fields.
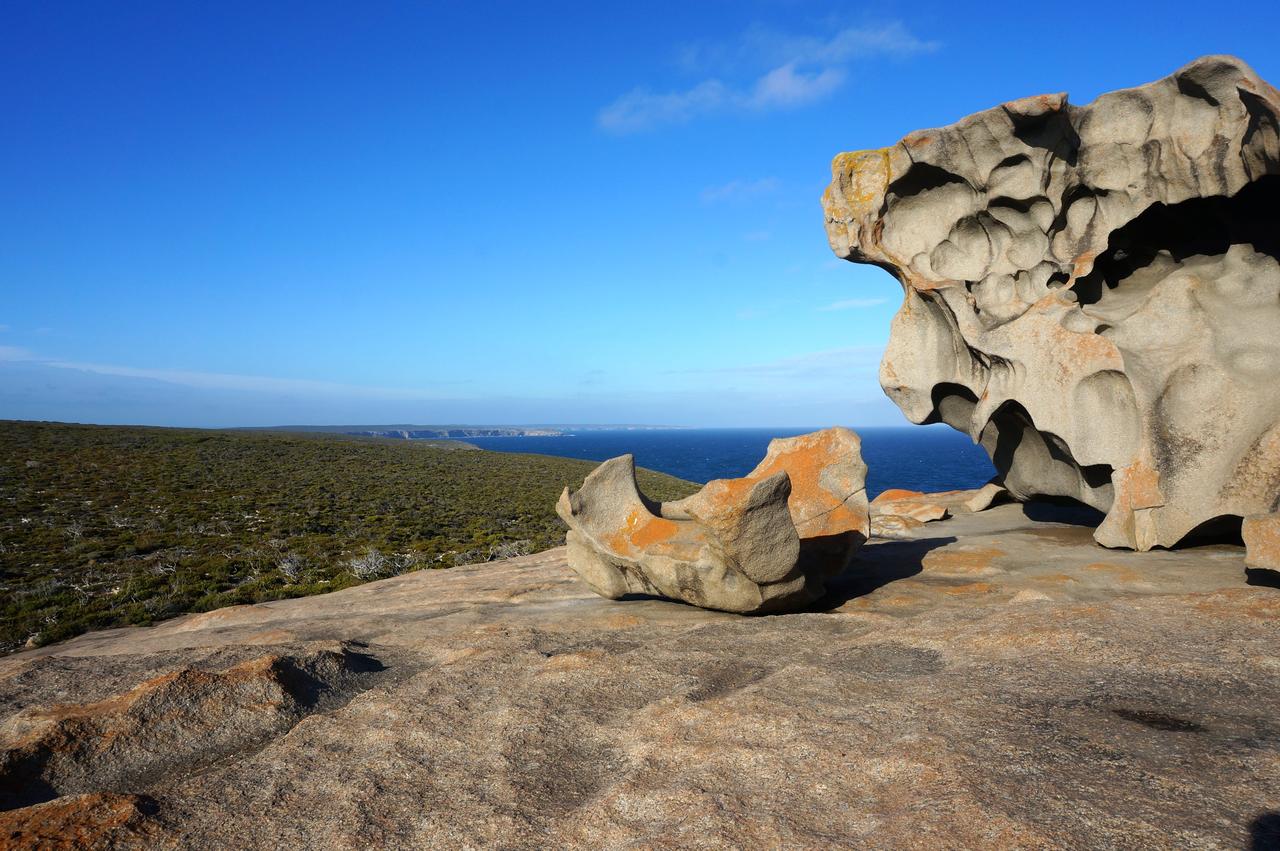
left=344, top=427, right=561, bottom=439
left=244, top=424, right=681, bottom=440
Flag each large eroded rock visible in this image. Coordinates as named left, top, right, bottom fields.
left=556, top=428, right=868, bottom=613
left=824, top=55, right=1280, bottom=550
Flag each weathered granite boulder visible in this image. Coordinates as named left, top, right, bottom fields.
left=824, top=55, right=1280, bottom=551
left=555, top=427, right=868, bottom=612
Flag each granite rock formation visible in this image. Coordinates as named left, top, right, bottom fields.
left=824, top=55, right=1280, bottom=551
left=556, top=428, right=868, bottom=613
left=2, top=503, right=1277, bottom=848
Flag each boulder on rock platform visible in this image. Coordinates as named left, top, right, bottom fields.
left=556, top=427, right=868, bottom=613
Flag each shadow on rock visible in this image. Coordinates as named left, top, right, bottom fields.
left=808, top=536, right=957, bottom=611
left=1019, top=500, right=1106, bottom=528
left=1246, top=568, right=1280, bottom=590
left=1250, top=811, right=1280, bottom=850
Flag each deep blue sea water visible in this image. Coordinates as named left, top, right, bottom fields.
left=465, top=427, right=994, bottom=499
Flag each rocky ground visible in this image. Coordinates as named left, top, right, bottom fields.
left=2, top=502, right=1278, bottom=849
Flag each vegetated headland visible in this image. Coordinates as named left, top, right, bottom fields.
left=243, top=424, right=685, bottom=439
left=0, top=420, right=697, bottom=653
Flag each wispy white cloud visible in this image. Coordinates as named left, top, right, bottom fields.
left=674, top=345, right=884, bottom=382
left=1, top=348, right=459, bottom=400
left=819, top=297, right=890, bottom=311
left=0, top=345, right=34, bottom=361
left=700, top=177, right=780, bottom=203
left=602, top=21, right=937, bottom=133
left=598, top=80, right=729, bottom=134
left=679, top=22, right=939, bottom=72
left=748, top=62, right=844, bottom=109
left=599, top=64, right=845, bottom=133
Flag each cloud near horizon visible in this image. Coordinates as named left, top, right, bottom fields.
left=671, top=345, right=884, bottom=382
left=0, top=346, right=457, bottom=400
left=599, top=22, right=938, bottom=133
left=699, top=176, right=781, bottom=203
left=819, top=297, right=890, bottom=311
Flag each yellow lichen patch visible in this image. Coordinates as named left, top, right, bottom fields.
left=1082, top=562, right=1145, bottom=583
left=941, top=581, right=997, bottom=595
left=829, top=148, right=892, bottom=218
left=922, top=547, right=1006, bottom=576
left=1117, top=461, right=1165, bottom=510
left=541, top=650, right=606, bottom=672
left=600, top=613, right=645, bottom=629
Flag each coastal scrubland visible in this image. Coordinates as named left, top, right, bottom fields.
left=0, top=421, right=697, bottom=652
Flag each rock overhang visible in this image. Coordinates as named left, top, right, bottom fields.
left=824, top=54, right=1280, bottom=551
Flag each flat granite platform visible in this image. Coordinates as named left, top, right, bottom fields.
left=1, top=503, right=1278, bottom=849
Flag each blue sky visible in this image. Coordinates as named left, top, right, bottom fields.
left=3, top=1, right=1277, bottom=427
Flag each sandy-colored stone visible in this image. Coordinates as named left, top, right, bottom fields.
left=1243, top=513, right=1280, bottom=570
left=869, top=512, right=925, bottom=540
left=824, top=54, right=1280, bottom=551
left=0, top=503, right=1277, bottom=849
left=870, top=484, right=1009, bottom=539
left=556, top=427, right=868, bottom=613
left=871, top=490, right=949, bottom=523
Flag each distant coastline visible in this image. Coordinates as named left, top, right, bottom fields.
left=241, top=424, right=688, bottom=440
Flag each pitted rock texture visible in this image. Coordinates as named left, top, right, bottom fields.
left=556, top=428, right=868, bottom=613
left=824, top=55, right=1280, bottom=550
left=0, top=644, right=381, bottom=812
left=0, top=504, right=1277, bottom=849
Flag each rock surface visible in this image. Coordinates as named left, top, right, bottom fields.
left=870, top=484, right=1009, bottom=539
left=1243, top=513, right=1280, bottom=570
left=2, top=503, right=1278, bottom=849
left=556, top=428, right=868, bottom=613
left=824, top=55, right=1280, bottom=551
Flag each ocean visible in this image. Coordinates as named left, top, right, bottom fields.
left=464, top=426, right=994, bottom=499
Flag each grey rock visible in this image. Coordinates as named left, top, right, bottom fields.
left=824, top=55, right=1280, bottom=550
left=555, top=428, right=869, bottom=613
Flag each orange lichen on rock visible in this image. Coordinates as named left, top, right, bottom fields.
left=0, top=793, right=165, bottom=850
left=922, top=547, right=1007, bottom=577
left=873, top=488, right=926, bottom=503
left=604, top=508, right=680, bottom=555
left=1082, top=562, right=1146, bottom=583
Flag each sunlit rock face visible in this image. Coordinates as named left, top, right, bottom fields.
left=824, top=55, right=1280, bottom=550
left=556, top=428, right=868, bottom=612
